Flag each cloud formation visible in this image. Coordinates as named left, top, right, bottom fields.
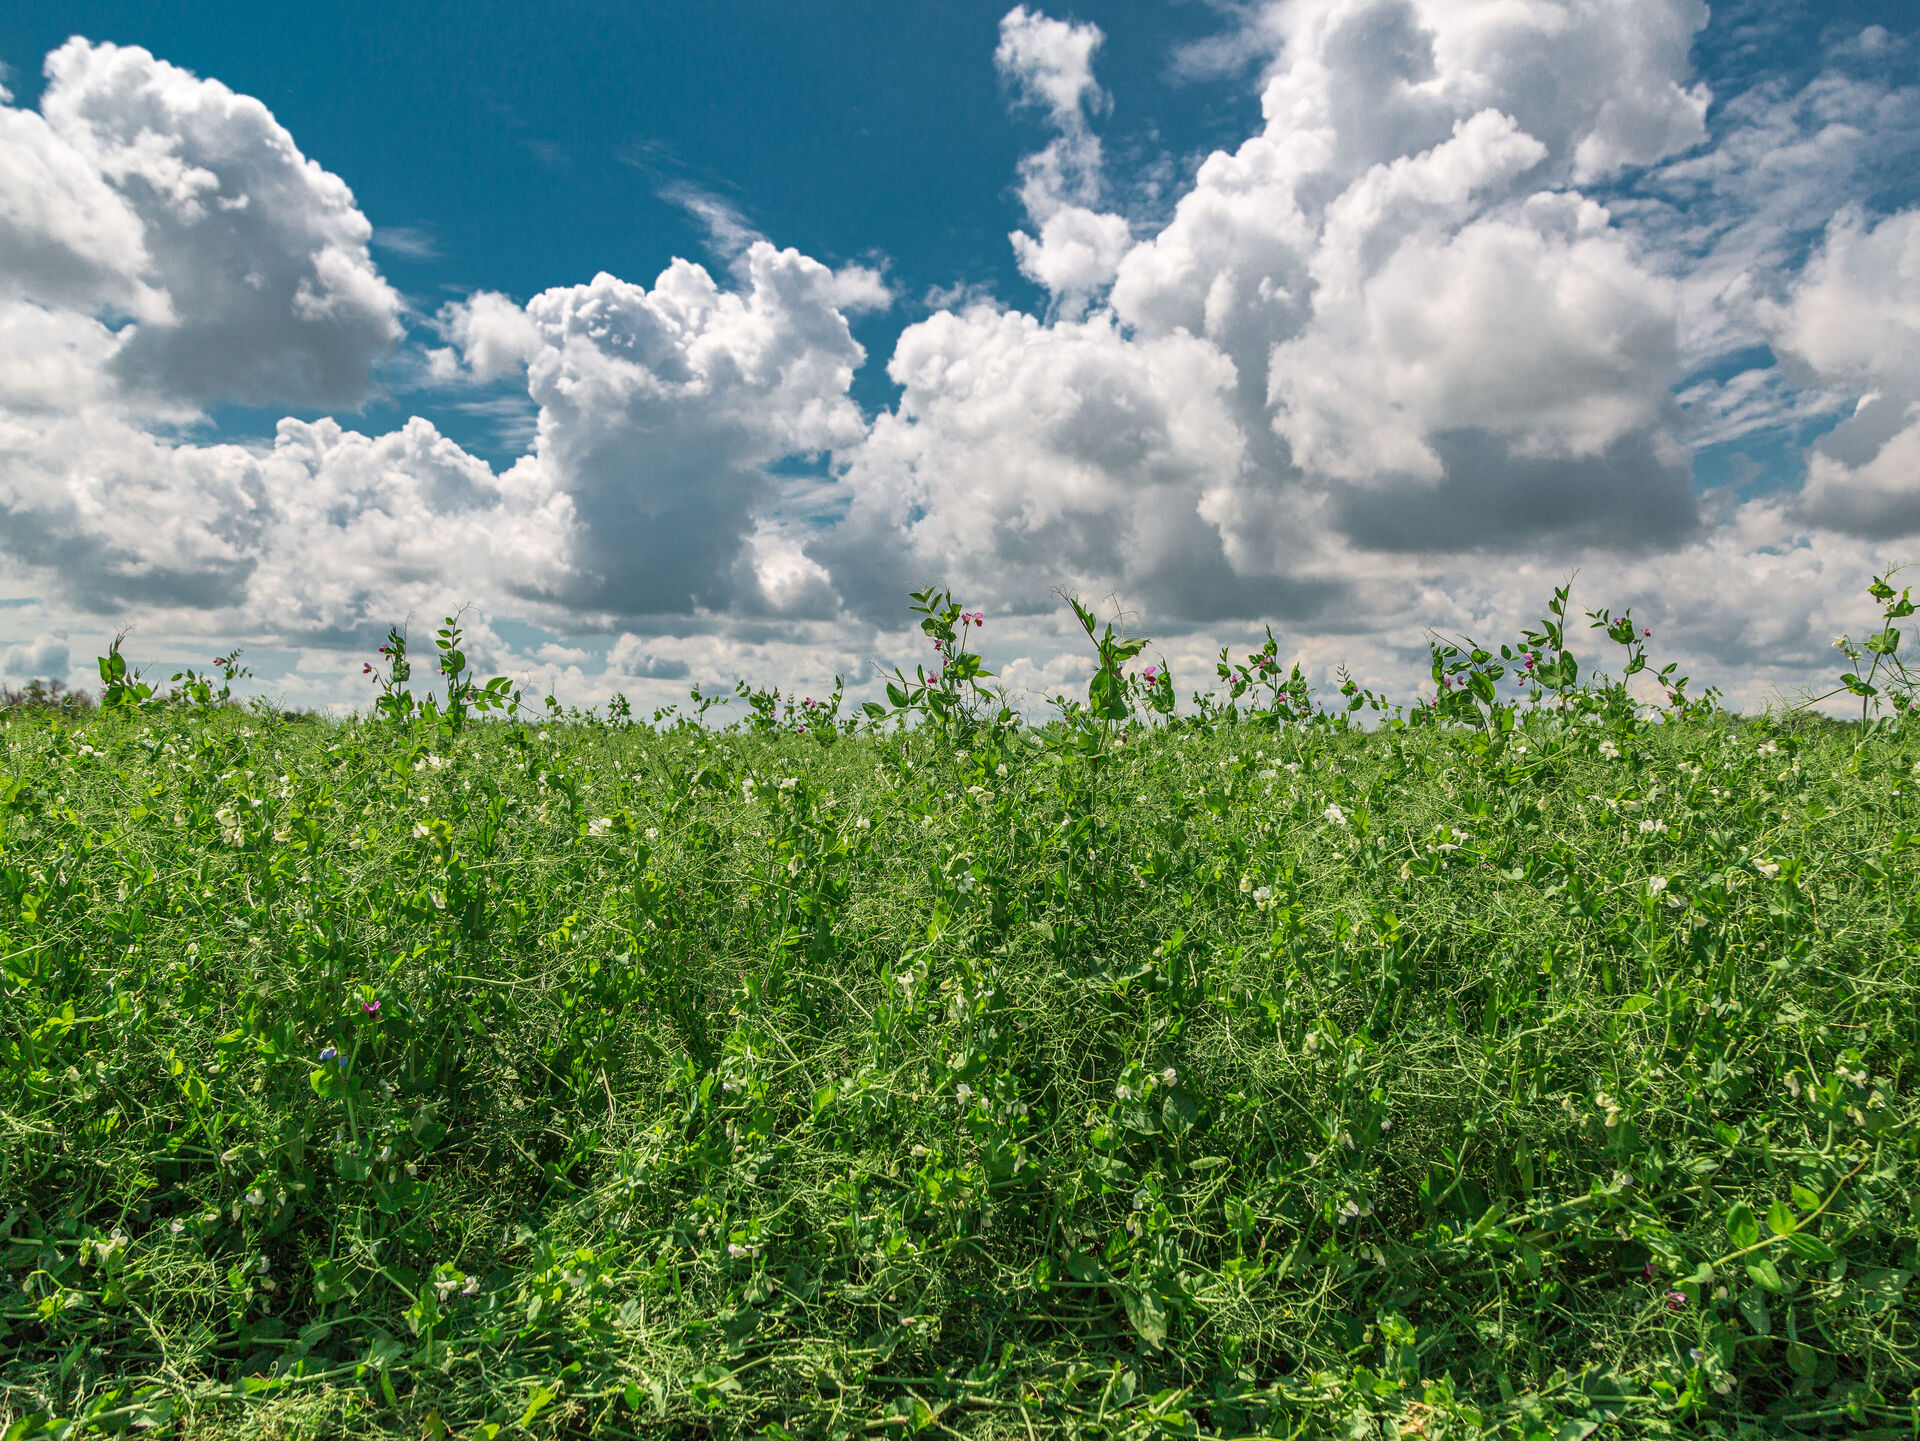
left=823, top=0, right=1720, bottom=638
left=1775, top=206, right=1920, bottom=536
left=0, top=6, right=1915, bottom=716
left=997, top=6, right=1132, bottom=314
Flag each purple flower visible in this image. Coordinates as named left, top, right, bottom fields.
left=1143, top=665, right=1159, bottom=685
left=1642, top=1262, right=1655, bottom=1281
left=1666, top=1290, right=1687, bottom=1311
left=362, top=1000, right=381, bottom=1016
left=318, top=1046, right=339, bottom=1063
left=1642, top=627, right=1652, bottom=636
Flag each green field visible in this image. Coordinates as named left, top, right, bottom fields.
left=3, top=594, right=1918, bottom=1439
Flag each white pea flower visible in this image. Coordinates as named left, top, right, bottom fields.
left=645, top=827, right=660, bottom=840
left=1323, top=803, right=1348, bottom=826
left=587, top=817, right=612, bottom=836
left=1646, top=876, right=1668, bottom=895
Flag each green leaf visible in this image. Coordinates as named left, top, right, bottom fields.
left=518, top=1385, right=558, bottom=1429
left=1724, top=1203, right=1759, bottom=1250
left=1746, top=1256, right=1783, bottom=1293
left=1785, top=1231, right=1835, bottom=1263
left=1785, top=1340, right=1817, bottom=1378
left=1789, top=1183, right=1821, bottom=1213
left=1766, top=1199, right=1797, bottom=1237
left=1120, top=1285, right=1168, bottom=1350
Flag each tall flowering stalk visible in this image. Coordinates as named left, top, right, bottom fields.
left=869, top=585, right=996, bottom=744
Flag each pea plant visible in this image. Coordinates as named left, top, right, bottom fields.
left=1819, top=571, right=1917, bottom=722
left=1, top=574, right=1915, bottom=1441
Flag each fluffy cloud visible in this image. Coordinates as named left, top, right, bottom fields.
left=996, top=7, right=1130, bottom=313
left=824, top=305, right=1250, bottom=617
left=494, top=242, right=874, bottom=617
left=1, top=630, right=70, bottom=680
left=1771, top=206, right=1920, bottom=535
left=0, top=98, right=162, bottom=320
left=0, top=38, right=436, bottom=622
left=23, top=39, right=403, bottom=409
left=826, top=0, right=1714, bottom=636
left=0, top=40, right=881, bottom=642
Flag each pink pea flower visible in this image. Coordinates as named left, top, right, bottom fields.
left=364, top=663, right=373, bottom=674
left=1666, top=1290, right=1687, bottom=1311
left=362, top=1000, right=381, bottom=1016
left=1642, top=1262, right=1655, bottom=1281
left=1642, top=627, right=1652, bottom=636
left=1143, top=665, right=1159, bottom=685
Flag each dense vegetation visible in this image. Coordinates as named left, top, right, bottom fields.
left=3, top=586, right=1918, bottom=1439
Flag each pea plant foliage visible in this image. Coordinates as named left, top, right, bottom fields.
left=2, top=574, right=1917, bottom=1441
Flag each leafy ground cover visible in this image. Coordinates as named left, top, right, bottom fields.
left=3, top=591, right=1919, bottom=1439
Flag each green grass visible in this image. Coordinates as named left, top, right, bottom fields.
left=2, top=692, right=1917, bottom=1439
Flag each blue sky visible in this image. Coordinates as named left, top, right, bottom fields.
left=0, top=0, right=1917, bottom=710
